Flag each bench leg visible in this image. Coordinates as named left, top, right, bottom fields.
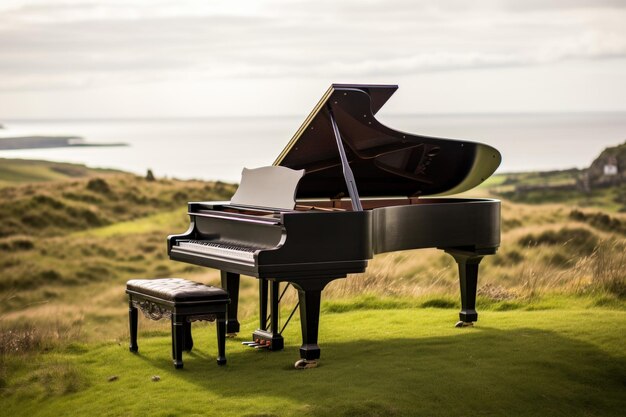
left=129, top=301, right=138, bottom=352
left=183, top=321, right=193, bottom=352
left=172, top=314, right=184, bottom=369
left=216, top=316, right=227, bottom=366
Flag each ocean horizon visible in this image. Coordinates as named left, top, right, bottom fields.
left=1, top=112, right=625, bottom=183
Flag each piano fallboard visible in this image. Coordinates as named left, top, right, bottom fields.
left=168, top=197, right=499, bottom=278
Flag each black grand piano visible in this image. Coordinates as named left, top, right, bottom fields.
left=168, top=84, right=501, bottom=369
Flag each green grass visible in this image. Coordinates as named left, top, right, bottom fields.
left=486, top=169, right=626, bottom=212
left=1, top=307, right=625, bottom=417
left=72, top=208, right=189, bottom=238
left=498, top=187, right=626, bottom=212
left=477, top=173, right=507, bottom=188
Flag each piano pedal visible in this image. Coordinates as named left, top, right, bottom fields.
left=242, top=341, right=258, bottom=346
left=455, top=321, right=474, bottom=328
left=254, top=344, right=270, bottom=349
left=294, top=359, right=318, bottom=370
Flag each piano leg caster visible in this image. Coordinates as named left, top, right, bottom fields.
left=295, top=359, right=318, bottom=369
left=455, top=321, right=474, bottom=328
left=226, top=333, right=238, bottom=338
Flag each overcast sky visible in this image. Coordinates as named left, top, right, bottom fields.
left=1, top=0, right=625, bottom=118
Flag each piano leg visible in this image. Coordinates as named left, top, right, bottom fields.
left=291, top=278, right=335, bottom=369
left=446, top=250, right=484, bottom=327
left=259, top=278, right=269, bottom=331
left=252, top=280, right=284, bottom=350
left=220, top=271, right=240, bottom=336
left=269, top=281, right=284, bottom=349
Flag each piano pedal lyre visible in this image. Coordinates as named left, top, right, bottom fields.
left=243, top=282, right=299, bottom=351
left=294, top=359, right=318, bottom=369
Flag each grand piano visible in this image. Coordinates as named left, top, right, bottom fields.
left=168, top=84, right=501, bottom=369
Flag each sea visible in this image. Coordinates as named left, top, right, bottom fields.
left=1, top=113, right=625, bottom=183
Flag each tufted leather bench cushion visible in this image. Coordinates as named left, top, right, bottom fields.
left=126, top=277, right=229, bottom=368
left=126, top=278, right=228, bottom=302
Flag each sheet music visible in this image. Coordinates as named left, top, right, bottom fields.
left=230, top=166, right=305, bottom=211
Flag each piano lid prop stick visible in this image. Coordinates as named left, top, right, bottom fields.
left=328, top=106, right=363, bottom=212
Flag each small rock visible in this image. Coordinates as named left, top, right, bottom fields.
left=108, top=375, right=119, bottom=382
left=151, top=375, right=161, bottom=382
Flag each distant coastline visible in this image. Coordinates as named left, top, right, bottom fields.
left=0, top=136, right=127, bottom=150
left=0, top=113, right=624, bottom=182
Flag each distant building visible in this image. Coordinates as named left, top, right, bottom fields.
left=604, top=156, right=618, bottom=176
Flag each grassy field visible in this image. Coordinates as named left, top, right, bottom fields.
left=488, top=170, right=626, bottom=212
left=2, top=307, right=625, bottom=417
left=0, top=158, right=625, bottom=416
left=0, top=158, right=120, bottom=186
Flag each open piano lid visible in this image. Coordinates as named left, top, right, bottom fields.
left=274, top=84, right=501, bottom=199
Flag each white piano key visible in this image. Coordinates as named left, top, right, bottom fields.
left=177, top=240, right=256, bottom=262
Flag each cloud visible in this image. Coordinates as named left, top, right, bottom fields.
left=0, top=0, right=625, bottom=91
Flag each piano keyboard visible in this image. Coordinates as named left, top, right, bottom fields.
left=177, top=240, right=257, bottom=262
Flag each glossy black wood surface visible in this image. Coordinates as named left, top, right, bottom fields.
left=275, top=84, right=501, bottom=199
left=168, top=197, right=500, bottom=364
left=166, top=84, right=502, bottom=366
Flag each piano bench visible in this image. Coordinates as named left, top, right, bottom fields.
left=125, top=278, right=229, bottom=369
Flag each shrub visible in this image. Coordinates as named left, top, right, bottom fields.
left=518, top=227, right=598, bottom=255
left=86, top=178, right=110, bottom=194
left=0, top=237, right=34, bottom=251
left=491, top=250, right=524, bottom=267
left=569, top=209, right=625, bottom=235
left=62, top=192, right=102, bottom=204
left=420, top=298, right=457, bottom=309
left=502, top=218, right=522, bottom=232
left=32, top=195, right=65, bottom=209
left=20, top=213, right=50, bottom=228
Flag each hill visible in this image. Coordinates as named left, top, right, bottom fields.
left=0, top=162, right=237, bottom=316
left=587, top=140, right=626, bottom=186
left=0, top=157, right=623, bottom=320
left=489, top=141, right=626, bottom=212
left=0, top=158, right=125, bottom=186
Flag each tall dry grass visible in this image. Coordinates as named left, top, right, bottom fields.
left=1, top=183, right=625, bottom=355
left=0, top=316, right=84, bottom=355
